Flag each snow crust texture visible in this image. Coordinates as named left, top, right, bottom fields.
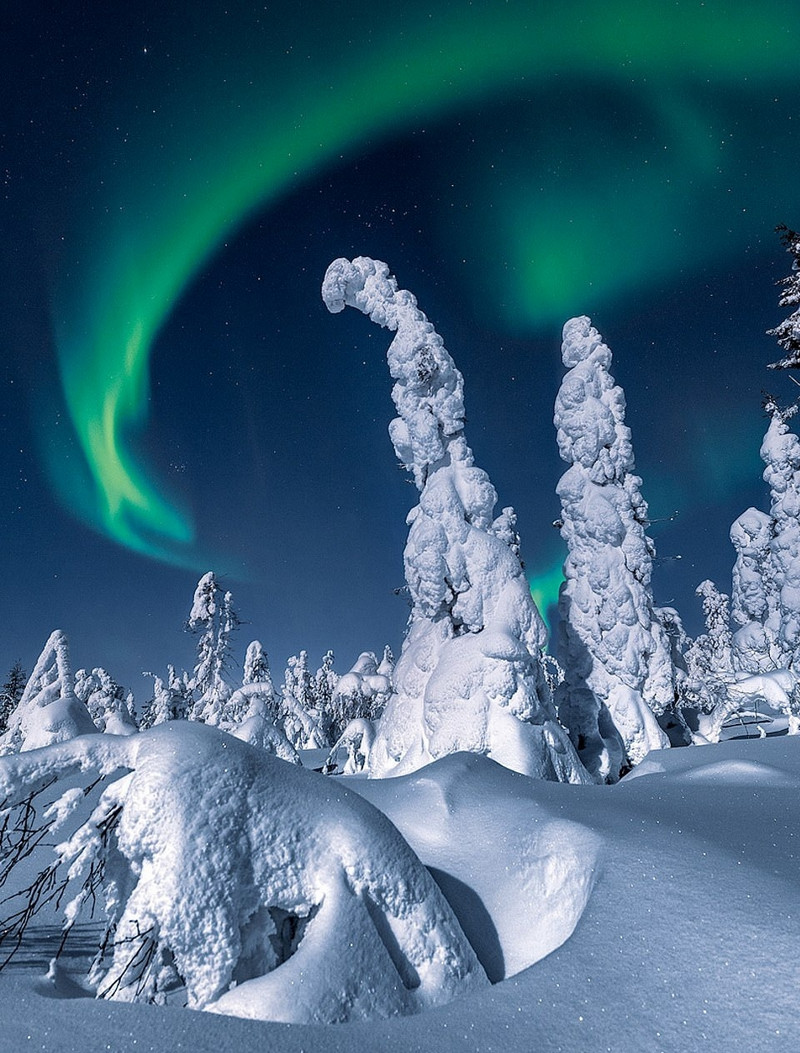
left=554, top=317, right=671, bottom=779
left=323, top=257, right=589, bottom=784
left=0, top=723, right=487, bottom=1023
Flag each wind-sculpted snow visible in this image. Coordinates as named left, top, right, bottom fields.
left=0, top=723, right=487, bottom=1022
left=323, top=258, right=589, bottom=784
left=555, top=317, right=672, bottom=780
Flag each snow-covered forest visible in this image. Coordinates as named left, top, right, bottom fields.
left=2, top=235, right=800, bottom=1050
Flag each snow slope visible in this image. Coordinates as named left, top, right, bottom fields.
left=2, top=731, right=799, bottom=1051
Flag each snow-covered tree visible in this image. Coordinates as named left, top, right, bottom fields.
left=309, top=650, right=339, bottom=744
left=376, top=644, right=395, bottom=680
left=280, top=651, right=325, bottom=749
left=186, top=572, right=238, bottom=724
left=554, top=316, right=672, bottom=780
left=683, top=581, right=735, bottom=711
left=0, top=723, right=487, bottom=1020
left=767, top=224, right=800, bottom=370
left=243, top=640, right=271, bottom=686
left=0, top=661, right=25, bottom=732
left=0, top=631, right=95, bottom=754
left=328, top=652, right=392, bottom=743
left=323, top=256, right=589, bottom=783
left=760, top=399, right=800, bottom=668
left=74, top=667, right=137, bottom=735
left=730, top=506, right=781, bottom=672
left=140, top=666, right=192, bottom=728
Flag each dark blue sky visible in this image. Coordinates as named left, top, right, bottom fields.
left=1, top=1, right=797, bottom=701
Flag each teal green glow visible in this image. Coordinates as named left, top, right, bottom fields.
left=50, top=0, right=800, bottom=560
left=529, top=558, right=567, bottom=636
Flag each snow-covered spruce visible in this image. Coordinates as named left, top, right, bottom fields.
left=554, top=317, right=672, bottom=780
left=140, top=666, right=192, bottom=728
left=328, top=651, right=391, bottom=744
left=767, top=224, right=800, bottom=371
left=187, top=572, right=238, bottom=724
left=683, top=581, right=735, bottom=712
left=759, top=400, right=800, bottom=667
left=730, top=506, right=781, bottom=673
left=0, top=722, right=487, bottom=1022
left=74, top=667, right=137, bottom=735
left=0, top=630, right=95, bottom=755
left=323, top=257, right=589, bottom=782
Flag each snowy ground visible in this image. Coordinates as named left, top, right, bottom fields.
left=1, top=725, right=799, bottom=1052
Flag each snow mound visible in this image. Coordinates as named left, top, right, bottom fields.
left=0, top=723, right=486, bottom=1023
left=353, top=752, right=601, bottom=981
left=672, top=758, right=800, bottom=786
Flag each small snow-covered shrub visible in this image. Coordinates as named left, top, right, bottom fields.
left=0, top=722, right=486, bottom=1022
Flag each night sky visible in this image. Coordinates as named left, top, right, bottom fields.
left=1, top=1, right=798, bottom=702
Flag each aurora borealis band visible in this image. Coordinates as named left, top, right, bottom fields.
left=2, top=0, right=799, bottom=693
left=43, top=0, right=799, bottom=562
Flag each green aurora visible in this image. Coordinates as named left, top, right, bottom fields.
left=46, top=0, right=799, bottom=562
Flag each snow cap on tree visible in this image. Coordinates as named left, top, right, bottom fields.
left=243, top=641, right=271, bottom=686
left=0, top=630, right=95, bottom=754
left=554, top=316, right=672, bottom=780
left=323, top=257, right=589, bottom=783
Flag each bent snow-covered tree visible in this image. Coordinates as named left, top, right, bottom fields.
left=323, top=257, right=589, bottom=783
left=554, top=317, right=672, bottom=780
left=0, top=723, right=487, bottom=1022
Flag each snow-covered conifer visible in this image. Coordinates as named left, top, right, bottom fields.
left=767, top=224, right=800, bottom=370
left=0, top=631, right=95, bottom=754
left=243, top=640, right=271, bottom=685
left=187, top=572, right=238, bottom=724
left=328, top=652, right=391, bottom=743
left=323, top=257, right=588, bottom=782
left=376, top=645, right=395, bottom=680
left=760, top=399, right=800, bottom=667
left=141, top=666, right=191, bottom=728
left=554, top=316, right=672, bottom=780
left=309, top=650, right=339, bottom=744
left=0, top=660, right=26, bottom=732
left=75, top=667, right=137, bottom=735
left=730, top=506, right=780, bottom=672
left=280, top=651, right=325, bottom=749
left=683, top=581, right=735, bottom=711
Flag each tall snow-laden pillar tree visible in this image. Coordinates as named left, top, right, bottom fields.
left=730, top=506, right=780, bottom=672
left=322, top=256, right=589, bottom=783
left=760, top=399, right=800, bottom=667
left=554, top=317, right=671, bottom=780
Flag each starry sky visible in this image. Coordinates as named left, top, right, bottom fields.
left=1, top=0, right=798, bottom=701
